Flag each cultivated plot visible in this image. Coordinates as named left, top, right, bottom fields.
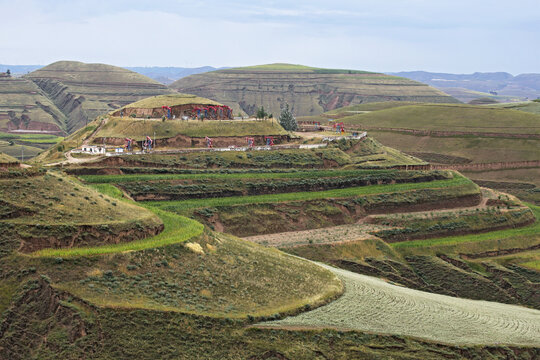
left=261, top=263, right=540, bottom=346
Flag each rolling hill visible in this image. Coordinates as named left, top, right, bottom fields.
left=299, top=102, right=540, bottom=203
left=24, top=61, right=175, bottom=133
left=170, top=63, right=460, bottom=118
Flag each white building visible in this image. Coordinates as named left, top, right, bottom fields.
left=81, top=145, right=106, bottom=154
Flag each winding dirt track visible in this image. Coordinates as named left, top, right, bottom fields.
left=259, top=263, right=540, bottom=346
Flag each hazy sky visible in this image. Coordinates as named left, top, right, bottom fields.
left=1, top=0, right=539, bottom=74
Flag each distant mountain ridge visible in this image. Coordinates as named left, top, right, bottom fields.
left=390, top=71, right=540, bottom=102
left=0, top=65, right=43, bottom=76
left=125, top=66, right=226, bottom=85
left=0, top=65, right=224, bottom=84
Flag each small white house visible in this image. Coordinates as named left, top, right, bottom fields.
left=114, top=147, right=124, bottom=153
left=81, top=145, right=106, bottom=154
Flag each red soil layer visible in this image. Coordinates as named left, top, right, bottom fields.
left=111, top=104, right=232, bottom=120
left=92, top=134, right=290, bottom=148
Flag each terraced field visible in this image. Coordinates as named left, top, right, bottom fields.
left=150, top=173, right=478, bottom=215
left=261, top=263, right=540, bottom=346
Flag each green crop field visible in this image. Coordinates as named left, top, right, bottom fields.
left=261, top=263, right=540, bottom=346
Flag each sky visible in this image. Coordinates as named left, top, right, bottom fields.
left=1, top=0, right=539, bottom=74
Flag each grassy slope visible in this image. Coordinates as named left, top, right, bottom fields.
left=0, top=172, right=155, bottom=225
left=53, top=231, right=342, bottom=318
left=0, top=172, right=162, bottom=256
left=111, top=137, right=423, bottom=169
left=339, top=103, right=540, bottom=134
left=0, top=152, right=18, bottom=164
left=312, top=102, right=540, bottom=202
left=227, top=63, right=376, bottom=74
left=5, top=182, right=340, bottom=318
left=489, top=101, right=540, bottom=114
left=5, top=281, right=535, bottom=360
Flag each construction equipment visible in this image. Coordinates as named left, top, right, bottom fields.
left=205, top=136, right=213, bottom=148
left=264, top=136, right=274, bottom=146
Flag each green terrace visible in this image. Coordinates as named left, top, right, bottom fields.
left=392, top=203, right=540, bottom=255
left=147, top=173, right=477, bottom=214
left=79, top=169, right=413, bottom=183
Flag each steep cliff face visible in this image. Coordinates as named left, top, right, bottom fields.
left=25, top=61, right=176, bottom=133
left=0, top=77, right=66, bottom=134
left=170, top=64, right=460, bottom=117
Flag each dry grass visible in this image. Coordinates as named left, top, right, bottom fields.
left=261, top=263, right=540, bottom=346
left=120, top=94, right=222, bottom=109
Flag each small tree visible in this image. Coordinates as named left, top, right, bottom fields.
left=256, top=106, right=267, bottom=120
left=279, top=104, right=297, bottom=131
left=6, top=69, right=10, bottom=76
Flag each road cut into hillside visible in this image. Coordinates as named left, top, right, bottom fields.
left=259, top=263, right=540, bottom=346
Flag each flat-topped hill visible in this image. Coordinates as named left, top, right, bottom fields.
left=25, top=61, right=175, bottom=133
left=110, top=94, right=231, bottom=120
left=170, top=63, right=459, bottom=117
left=120, top=94, right=222, bottom=109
